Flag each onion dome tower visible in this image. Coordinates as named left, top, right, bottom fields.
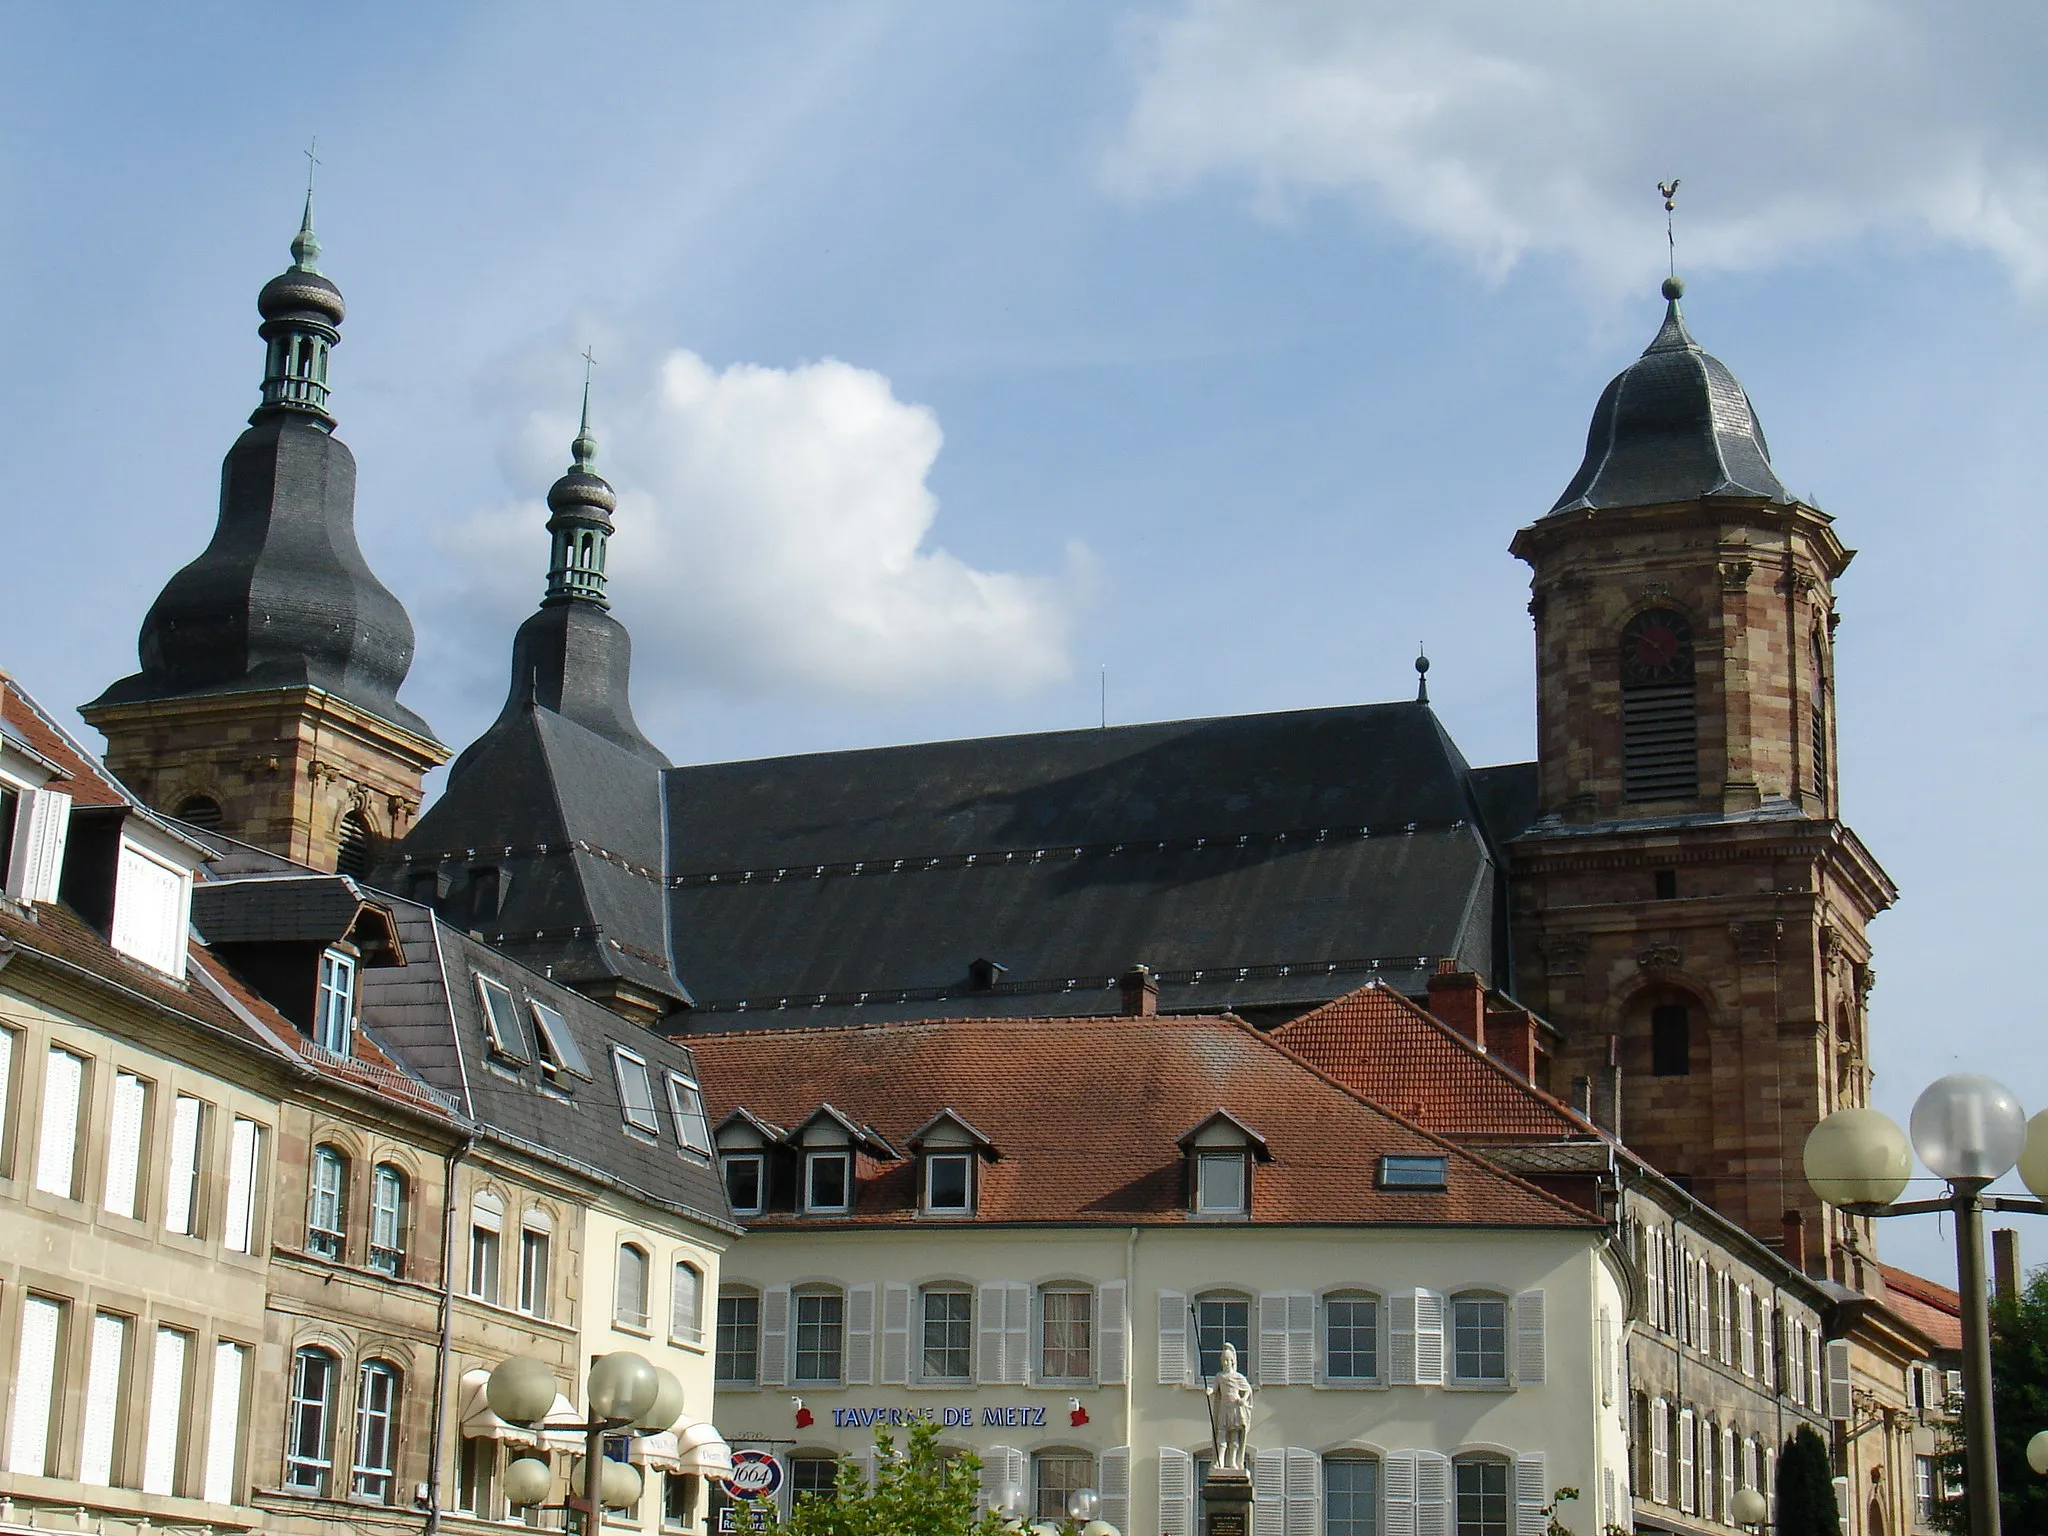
left=1507, top=276, right=1894, bottom=1278
left=84, top=195, right=448, bottom=873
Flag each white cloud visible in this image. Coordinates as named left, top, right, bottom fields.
left=1106, top=0, right=2048, bottom=292
left=441, top=349, right=1080, bottom=712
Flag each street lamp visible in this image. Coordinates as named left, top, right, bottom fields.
left=487, top=1351, right=687, bottom=1533
left=1068, top=1485, right=1120, bottom=1536
left=1729, top=1484, right=1769, bottom=1529
left=1805, top=1074, right=2048, bottom=1536
left=2028, top=1431, right=2048, bottom=1477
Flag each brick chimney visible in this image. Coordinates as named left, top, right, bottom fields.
left=1488, top=1000, right=1541, bottom=1081
left=1120, top=964, right=1159, bottom=1017
left=1782, top=1209, right=1808, bottom=1276
left=1995, top=1228, right=2020, bottom=1304
left=1593, top=1034, right=1623, bottom=1141
left=1426, top=961, right=1486, bottom=1050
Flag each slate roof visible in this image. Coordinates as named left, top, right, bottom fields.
left=192, top=872, right=399, bottom=956
left=689, top=1014, right=1597, bottom=1230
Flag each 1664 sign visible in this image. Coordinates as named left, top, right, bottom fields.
left=723, top=1449, right=783, bottom=1502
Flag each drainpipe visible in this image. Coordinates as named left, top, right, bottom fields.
left=426, top=1134, right=477, bottom=1536
left=1125, top=1227, right=1138, bottom=1478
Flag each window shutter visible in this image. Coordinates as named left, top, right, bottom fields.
left=203, top=1340, right=246, bottom=1504
left=1808, top=1331, right=1824, bottom=1409
left=104, top=1071, right=148, bottom=1219
left=1253, top=1447, right=1286, bottom=1536
left=1514, top=1452, right=1547, bottom=1536
left=6, top=1295, right=62, bottom=1475
left=80, top=1311, right=129, bottom=1485
left=1825, top=1339, right=1853, bottom=1420
left=1285, top=1447, right=1319, bottom=1536
left=1736, top=1284, right=1754, bottom=1376
left=222, top=1117, right=260, bottom=1253
left=1390, top=1291, right=1417, bottom=1384
left=760, top=1286, right=790, bottom=1387
left=1677, top=1408, right=1696, bottom=1513
left=1004, top=1282, right=1031, bottom=1384
left=1602, top=1466, right=1617, bottom=1530
left=1285, top=1292, right=1315, bottom=1384
left=114, top=843, right=190, bottom=977
left=165, top=1096, right=203, bottom=1235
left=1697, top=1418, right=1714, bottom=1519
left=13, top=787, right=71, bottom=903
left=978, top=1283, right=1007, bottom=1384
left=1514, top=1290, right=1545, bottom=1385
left=1414, top=1451, right=1451, bottom=1536
left=980, top=1446, right=1015, bottom=1510
left=1650, top=1398, right=1669, bottom=1503
left=881, top=1282, right=911, bottom=1385
left=35, top=1046, right=84, bottom=1197
left=1099, top=1446, right=1130, bottom=1532
left=1412, top=1290, right=1445, bottom=1386
left=844, top=1283, right=875, bottom=1385
left=1381, top=1451, right=1417, bottom=1536
left=1159, top=1447, right=1195, bottom=1536
left=1759, top=1296, right=1776, bottom=1387
left=1258, top=1293, right=1288, bottom=1386
left=1597, top=1307, right=1613, bottom=1406
left=143, top=1327, right=189, bottom=1495
left=1722, top=1425, right=1737, bottom=1517
left=1158, top=1290, right=1189, bottom=1385
left=1098, top=1280, right=1127, bottom=1385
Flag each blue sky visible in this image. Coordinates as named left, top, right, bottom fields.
left=3, top=1, right=2044, bottom=1285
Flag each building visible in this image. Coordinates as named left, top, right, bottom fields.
left=688, top=1012, right=1629, bottom=1536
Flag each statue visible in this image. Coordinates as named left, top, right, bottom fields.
left=1206, top=1342, right=1254, bottom=1473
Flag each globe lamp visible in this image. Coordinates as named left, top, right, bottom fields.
left=1911, top=1074, right=2027, bottom=1182
left=2017, top=1111, right=2048, bottom=1203
left=486, top=1357, right=559, bottom=1426
left=1730, top=1486, right=1768, bottom=1525
left=600, top=1460, right=645, bottom=1509
left=587, top=1351, right=659, bottom=1424
left=2030, top=1430, right=2048, bottom=1477
left=1804, top=1108, right=1912, bottom=1206
left=635, top=1366, right=686, bottom=1434
left=502, top=1456, right=555, bottom=1508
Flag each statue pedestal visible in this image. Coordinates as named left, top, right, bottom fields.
left=1200, top=1467, right=1254, bottom=1536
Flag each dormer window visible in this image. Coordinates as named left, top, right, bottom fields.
left=926, top=1154, right=972, bottom=1212
left=805, top=1152, right=851, bottom=1214
left=1177, top=1110, right=1270, bottom=1220
left=723, top=1153, right=764, bottom=1215
left=908, top=1108, right=995, bottom=1218
left=1194, top=1151, right=1247, bottom=1215
left=314, top=949, right=356, bottom=1056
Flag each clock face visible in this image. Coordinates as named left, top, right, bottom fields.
left=1621, top=608, right=1695, bottom=686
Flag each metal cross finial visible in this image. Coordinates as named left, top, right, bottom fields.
left=582, top=346, right=598, bottom=388
left=1658, top=179, right=1681, bottom=277
left=305, top=137, right=321, bottom=196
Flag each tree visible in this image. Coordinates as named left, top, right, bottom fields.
left=1774, top=1425, right=1840, bottom=1536
left=1931, top=1264, right=2048, bottom=1534
left=736, top=1418, right=1041, bottom=1536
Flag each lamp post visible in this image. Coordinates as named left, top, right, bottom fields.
left=1730, top=1484, right=1769, bottom=1529
left=487, top=1351, right=688, bottom=1534
left=1805, top=1075, right=2048, bottom=1536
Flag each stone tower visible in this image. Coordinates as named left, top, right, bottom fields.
left=1507, top=278, right=1895, bottom=1276
left=83, top=198, right=447, bottom=873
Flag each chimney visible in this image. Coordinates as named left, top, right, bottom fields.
left=1489, top=1001, right=1541, bottom=1081
left=1994, top=1228, right=2020, bottom=1304
left=1593, top=1033, right=1623, bottom=1141
left=1426, top=961, right=1486, bottom=1050
left=1782, top=1209, right=1808, bottom=1276
left=1570, top=1075, right=1593, bottom=1120
left=1119, top=964, right=1159, bottom=1017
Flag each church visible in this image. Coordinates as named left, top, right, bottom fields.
left=84, top=201, right=1892, bottom=1283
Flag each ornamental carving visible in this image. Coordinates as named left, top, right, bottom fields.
left=1730, top=919, right=1784, bottom=963
left=1637, top=944, right=1683, bottom=973
left=1542, top=933, right=1592, bottom=976
left=1719, top=559, right=1753, bottom=590
left=1640, top=581, right=1673, bottom=601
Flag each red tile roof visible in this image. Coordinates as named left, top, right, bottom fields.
left=1, top=675, right=129, bottom=807
left=689, top=1014, right=1596, bottom=1230
left=1271, top=982, right=1591, bottom=1141
left=1879, top=1263, right=1963, bottom=1352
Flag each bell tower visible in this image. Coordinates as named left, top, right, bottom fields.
left=1508, top=278, right=1895, bottom=1274
left=83, top=196, right=447, bottom=872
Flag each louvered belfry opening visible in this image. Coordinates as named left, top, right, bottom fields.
left=1619, top=608, right=1698, bottom=801
left=335, top=812, right=372, bottom=877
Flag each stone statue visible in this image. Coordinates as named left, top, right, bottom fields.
left=1207, top=1342, right=1254, bottom=1472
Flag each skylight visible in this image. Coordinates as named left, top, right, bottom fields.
left=666, top=1074, right=712, bottom=1156
left=613, top=1048, right=660, bottom=1135
left=474, top=975, right=527, bottom=1062
left=528, top=999, right=591, bottom=1080
left=1379, top=1154, right=1449, bottom=1190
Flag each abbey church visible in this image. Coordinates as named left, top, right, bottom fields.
left=84, top=206, right=1892, bottom=1286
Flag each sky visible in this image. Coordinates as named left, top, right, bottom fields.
left=3, top=0, right=2045, bottom=1287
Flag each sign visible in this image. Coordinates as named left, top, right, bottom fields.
left=830, top=1403, right=1051, bottom=1429
left=722, top=1449, right=783, bottom=1501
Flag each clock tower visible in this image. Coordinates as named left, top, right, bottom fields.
left=1508, top=278, right=1895, bottom=1278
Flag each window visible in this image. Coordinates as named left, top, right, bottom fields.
left=0, top=784, right=17, bottom=889
left=470, top=1193, right=504, bottom=1303
left=1325, top=1293, right=1380, bottom=1382
left=1195, top=1293, right=1251, bottom=1380
left=921, top=1288, right=973, bottom=1381
left=1651, top=1003, right=1691, bottom=1076
left=723, top=1154, right=764, bottom=1215
left=794, top=1290, right=845, bottom=1384
left=518, top=1222, right=552, bottom=1317
left=1378, top=1155, right=1448, bottom=1189
left=369, top=1164, right=406, bottom=1276
left=165, top=1094, right=205, bottom=1236
left=112, top=842, right=191, bottom=977
left=475, top=975, right=527, bottom=1062
left=222, top=1117, right=262, bottom=1253
left=175, top=795, right=222, bottom=829
left=667, top=1074, right=712, bottom=1155
left=1811, top=630, right=1829, bottom=797
left=458, top=1439, right=499, bottom=1518
left=1916, top=1456, right=1936, bottom=1522
left=79, top=1310, right=131, bottom=1486
left=665, top=1472, right=703, bottom=1527
left=307, top=1145, right=349, bottom=1259
left=35, top=1045, right=86, bottom=1197
left=616, top=1243, right=651, bottom=1330
left=529, top=999, right=591, bottom=1080
left=806, top=1151, right=851, bottom=1213
left=204, top=1341, right=248, bottom=1504
left=1040, top=1288, right=1093, bottom=1382
left=143, top=1326, right=192, bottom=1495
left=285, top=1346, right=337, bottom=1491
left=1654, top=868, right=1678, bottom=900
left=1619, top=607, right=1698, bottom=800
left=672, top=1262, right=704, bottom=1344
left=351, top=1361, right=401, bottom=1501
left=1035, top=1450, right=1094, bottom=1522
left=6, top=1294, right=64, bottom=1475
left=925, top=1152, right=973, bottom=1213
left=1453, top=1457, right=1509, bottom=1536
left=1450, top=1294, right=1508, bottom=1385
left=335, top=814, right=371, bottom=878
left=614, top=1049, right=660, bottom=1135
left=791, top=1457, right=839, bottom=1503
left=1194, top=1150, right=1248, bottom=1214
left=312, top=950, right=356, bottom=1056
left=1325, top=1456, right=1380, bottom=1536
left=716, top=1291, right=761, bottom=1384
left=0, top=1026, right=14, bottom=1179
left=103, top=1069, right=151, bottom=1219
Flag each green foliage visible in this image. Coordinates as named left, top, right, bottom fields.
left=734, top=1419, right=1032, bottom=1536
left=1774, top=1425, right=1839, bottom=1536
left=1537, top=1485, right=1578, bottom=1536
left=1931, top=1264, right=2048, bottom=1534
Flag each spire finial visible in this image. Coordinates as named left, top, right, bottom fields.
left=572, top=348, right=599, bottom=471
left=1657, top=178, right=1684, bottom=303
left=293, top=138, right=323, bottom=271
left=1415, top=644, right=1430, bottom=705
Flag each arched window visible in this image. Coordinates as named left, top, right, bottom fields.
left=1448, top=1290, right=1508, bottom=1385
left=615, top=1243, right=650, bottom=1330
left=175, top=795, right=223, bottom=829
left=285, top=1345, right=337, bottom=1491
left=336, top=812, right=372, bottom=878
left=1452, top=1454, right=1511, bottom=1536
left=1810, top=629, right=1829, bottom=798
left=1619, top=608, right=1698, bottom=800
left=307, top=1145, right=349, bottom=1260
left=1651, top=1003, right=1692, bottom=1076
left=1325, top=1455, right=1380, bottom=1536
left=351, top=1359, right=402, bottom=1501
left=369, top=1164, right=406, bottom=1276
left=671, top=1260, right=703, bottom=1345
left=518, top=1213, right=553, bottom=1318
left=1193, top=1290, right=1251, bottom=1379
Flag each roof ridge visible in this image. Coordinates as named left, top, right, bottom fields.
left=687, top=1012, right=1243, bottom=1043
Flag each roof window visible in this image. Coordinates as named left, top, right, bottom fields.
left=805, top=1151, right=851, bottom=1214
left=314, top=949, right=356, bottom=1056
left=1178, top=1110, right=1269, bottom=1220
left=666, top=1073, right=712, bottom=1156
left=474, top=975, right=528, bottom=1063
left=1379, top=1154, right=1449, bottom=1189
left=528, top=998, right=591, bottom=1081
left=613, top=1048, right=660, bottom=1136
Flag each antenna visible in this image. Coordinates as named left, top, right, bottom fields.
left=1658, top=178, right=1681, bottom=278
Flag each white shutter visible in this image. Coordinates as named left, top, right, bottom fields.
left=1677, top=1408, right=1696, bottom=1513
left=1390, top=1291, right=1417, bottom=1384
left=1760, top=1296, right=1776, bottom=1388
left=1285, top=1447, right=1319, bottom=1536
left=1286, top=1292, right=1315, bottom=1384
left=12, top=787, right=71, bottom=903
left=1650, top=1398, right=1669, bottom=1503
left=980, top=1445, right=1016, bottom=1510
left=1597, top=1307, right=1613, bottom=1406
left=1415, top=1451, right=1451, bottom=1536
left=143, top=1327, right=189, bottom=1494
left=1158, top=1290, right=1189, bottom=1385
left=222, top=1117, right=260, bottom=1252
left=1381, top=1452, right=1417, bottom=1536
left=35, top=1046, right=85, bottom=1197
left=204, top=1340, right=246, bottom=1504
left=165, top=1096, right=203, bottom=1235
left=1006, top=1448, right=1027, bottom=1507
left=1159, top=1446, right=1195, bottom=1536
left=1098, top=1280, right=1127, bottom=1385
left=1254, top=1447, right=1286, bottom=1536
left=1412, top=1291, right=1445, bottom=1386
left=1514, top=1453, right=1547, bottom=1536
left=1100, top=1446, right=1130, bottom=1533
left=80, top=1311, right=129, bottom=1485
left=1737, top=1284, right=1754, bottom=1377
left=7, top=1295, right=62, bottom=1474
left=113, top=843, right=190, bottom=977
left=1259, top=1293, right=1290, bottom=1386
left=978, top=1283, right=1006, bottom=1384
left=1833, top=1476, right=1851, bottom=1525
left=1514, top=1290, right=1545, bottom=1385
left=1602, top=1466, right=1617, bottom=1530
left=1722, top=1425, right=1737, bottom=1517
left=760, top=1285, right=790, bottom=1387
left=880, top=1282, right=911, bottom=1384
left=1643, top=1232, right=1660, bottom=1330
left=1825, top=1339, right=1854, bottom=1420
left=0, top=1030, right=11, bottom=1155
left=1697, top=1419, right=1714, bottom=1520
left=844, top=1283, right=875, bottom=1385
left=104, top=1071, right=148, bottom=1218
left=1004, top=1282, right=1031, bottom=1384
